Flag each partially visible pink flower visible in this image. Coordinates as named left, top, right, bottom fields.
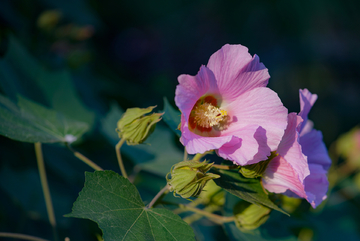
left=175, top=44, right=288, bottom=165
left=262, top=89, right=331, bottom=208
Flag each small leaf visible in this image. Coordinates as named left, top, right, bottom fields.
left=0, top=94, right=88, bottom=143
left=65, top=171, right=195, bottom=241
left=211, top=169, right=288, bottom=216
left=161, top=97, right=181, bottom=137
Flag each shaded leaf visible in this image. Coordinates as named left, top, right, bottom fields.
left=222, top=193, right=297, bottom=241
left=161, top=97, right=181, bottom=137
left=211, top=169, right=288, bottom=215
left=0, top=35, right=95, bottom=127
left=0, top=94, right=88, bottom=143
left=65, top=171, right=195, bottom=241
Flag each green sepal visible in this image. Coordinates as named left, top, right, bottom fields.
left=166, top=160, right=220, bottom=199
left=116, top=106, right=163, bottom=145
left=239, top=151, right=278, bottom=178
left=233, top=201, right=271, bottom=231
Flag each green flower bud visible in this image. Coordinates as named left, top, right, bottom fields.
left=166, top=160, right=220, bottom=199
left=116, top=106, right=163, bottom=145
left=37, top=10, right=62, bottom=31
left=198, top=180, right=225, bottom=206
left=233, top=201, right=271, bottom=231
left=281, top=195, right=302, bottom=213
left=336, top=126, right=360, bottom=169
left=239, top=152, right=278, bottom=178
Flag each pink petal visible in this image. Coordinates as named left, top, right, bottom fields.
left=299, top=89, right=318, bottom=132
left=221, top=87, right=288, bottom=152
left=304, top=164, right=329, bottom=208
left=262, top=155, right=307, bottom=199
left=277, top=113, right=310, bottom=183
left=207, top=44, right=270, bottom=102
left=300, top=129, right=332, bottom=170
left=175, top=66, right=219, bottom=119
left=179, top=115, right=233, bottom=154
left=300, top=119, right=314, bottom=136
left=217, top=125, right=271, bottom=166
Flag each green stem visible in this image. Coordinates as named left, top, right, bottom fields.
left=192, top=150, right=214, bottom=162
left=192, top=153, right=205, bottom=162
left=183, top=147, right=188, bottom=162
left=183, top=205, right=222, bottom=224
left=147, top=185, right=169, bottom=208
left=66, top=143, right=103, bottom=171
left=34, top=143, right=58, bottom=241
left=212, top=164, right=239, bottom=170
left=115, top=139, right=128, bottom=178
left=178, top=204, right=235, bottom=223
left=0, top=232, right=49, bottom=241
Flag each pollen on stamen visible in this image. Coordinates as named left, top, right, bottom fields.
left=194, top=103, right=228, bottom=128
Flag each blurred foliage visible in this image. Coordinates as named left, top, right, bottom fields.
left=0, top=0, right=360, bottom=240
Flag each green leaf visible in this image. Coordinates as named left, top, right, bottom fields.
left=161, top=97, right=181, bottom=137
left=0, top=35, right=95, bottom=127
left=222, top=193, right=297, bottom=241
left=65, top=171, right=195, bottom=241
left=211, top=169, right=288, bottom=216
left=0, top=94, right=88, bottom=143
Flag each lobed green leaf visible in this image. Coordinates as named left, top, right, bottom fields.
left=0, top=94, right=88, bottom=143
left=65, top=171, right=195, bottom=241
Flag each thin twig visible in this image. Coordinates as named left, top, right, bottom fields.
left=34, top=143, right=58, bottom=241
left=178, top=204, right=235, bottom=223
left=115, top=139, right=127, bottom=178
left=212, top=164, right=239, bottom=170
left=183, top=147, right=188, bottom=162
left=147, top=185, right=169, bottom=208
left=66, top=143, right=103, bottom=171
left=65, top=142, right=104, bottom=171
left=0, top=232, right=49, bottom=241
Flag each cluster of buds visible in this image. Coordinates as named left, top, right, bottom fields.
left=116, top=106, right=163, bottom=145
left=166, top=160, right=220, bottom=199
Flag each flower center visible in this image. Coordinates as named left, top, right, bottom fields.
left=193, top=102, right=228, bottom=128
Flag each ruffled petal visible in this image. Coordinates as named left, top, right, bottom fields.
left=299, top=89, right=318, bottom=132
left=221, top=87, right=288, bottom=152
left=300, top=119, right=314, bottom=136
left=262, top=155, right=307, bottom=199
left=180, top=115, right=233, bottom=154
left=175, top=66, right=219, bottom=119
left=207, top=44, right=270, bottom=102
left=217, top=125, right=271, bottom=165
left=304, top=164, right=329, bottom=208
left=300, top=129, right=332, bottom=170
left=277, top=113, right=310, bottom=183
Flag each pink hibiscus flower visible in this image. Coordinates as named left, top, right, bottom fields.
left=175, top=44, right=288, bottom=165
left=262, top=89, right=331, bottom=208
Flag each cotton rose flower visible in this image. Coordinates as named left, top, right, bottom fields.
left=175, top=44, right=288, bottom=165
left=262, top=89, right=331, bottom=208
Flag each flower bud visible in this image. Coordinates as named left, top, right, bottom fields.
left=37, top=10, right=62, bottom=31
left=239, top=152, right=278, bottom=178
left=116, top=106, right=163, bottom=145
left=336, top=126, right=360, bottom=169
left=233, top=201, right=271, bottom=231
left=166, top=160, right=220, bottom=199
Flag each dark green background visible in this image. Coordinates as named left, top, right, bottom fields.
left=0, top=0, right=359, bottom=240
